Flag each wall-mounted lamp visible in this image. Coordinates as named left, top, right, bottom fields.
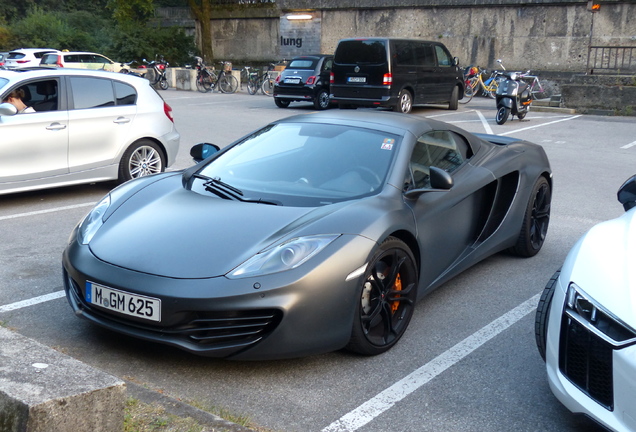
left=286, top=14, right=313, bottom=20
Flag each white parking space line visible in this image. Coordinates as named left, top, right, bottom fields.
left=621, top=141, right=636, bottom=149
left=0, top=203, right=94, bottom=222
left=322, top=293, right=540, bottom=432
left=0, top=291, right=66, bottom=313
left=475, top=110, right=494, bottom=135
left=499, top=115, right=582, bottom=136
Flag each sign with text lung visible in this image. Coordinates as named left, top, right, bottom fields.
left=279, top=13, right=321, bottom=58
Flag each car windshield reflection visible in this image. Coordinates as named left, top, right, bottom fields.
left=192, top=122, right=400, bottom=207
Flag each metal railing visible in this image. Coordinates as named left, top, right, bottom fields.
left=587, top=46, right=636, bottom=74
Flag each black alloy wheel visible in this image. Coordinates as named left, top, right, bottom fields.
left=510, top=176, right=551, bottom=257
left=346, top=237, right=418, bottom=356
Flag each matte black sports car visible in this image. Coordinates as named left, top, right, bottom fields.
left=63, top=110, right=552, bottom=360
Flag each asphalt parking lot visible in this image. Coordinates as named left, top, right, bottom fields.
left=2, top=90, right=635, bottom=431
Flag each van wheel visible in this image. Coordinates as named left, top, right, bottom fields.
left=448, top=86, right=459, bottom=110
left=394, top=89, right=412, bottom=114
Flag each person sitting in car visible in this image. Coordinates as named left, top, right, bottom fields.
left=3, top=88, right=35, bottom=113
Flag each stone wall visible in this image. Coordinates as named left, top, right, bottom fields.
left=165, top=1, right=635, bottom=73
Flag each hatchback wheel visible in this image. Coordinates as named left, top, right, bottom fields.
left=346, top=237, right=418, bottom=356
left=314, top=89, right=330, bottom=110
left=118, top=140, right=165, bottom=183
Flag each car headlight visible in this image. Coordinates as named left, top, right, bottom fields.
left=77, top=195, right=111, bottom=245
left=566, top=283, right=636, bottom=344
left=227, top=234, right=339, bottom=279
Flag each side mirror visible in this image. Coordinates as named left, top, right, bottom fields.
left=430, top=166, right=454, bottom=190
left=453, top=57, right=459, bottom=67
left=0, top=102, right=18, bottom=116
left=617, top=174, right=636, bottom=211
left=190, top=143, right=220, bottom=163
left=404, top=166, right=454, bottom=198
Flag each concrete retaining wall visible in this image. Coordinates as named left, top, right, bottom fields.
left=0, top=327, right=125, bottom=432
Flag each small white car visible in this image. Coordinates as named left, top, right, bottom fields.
left=39, top=51, right=129, bottom=73
left=0, top=68, right=180, bottom=195
left=4, top=48, right=59, bottom=69
left=535, top=175, right=636, bottom=432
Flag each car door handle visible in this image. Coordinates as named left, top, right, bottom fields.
left=114, top=117, right=131, bottom=124
left=46, top=123, right=67, bottom=131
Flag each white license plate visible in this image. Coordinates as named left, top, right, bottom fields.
left=284, top=77, right=301, bottom=84
left=348, top=76, right=366, bottom=83
left=86, top=282, right=161, bottom=322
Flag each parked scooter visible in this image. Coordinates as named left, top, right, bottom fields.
left=495, top=71, right=532, bottom=125
left=143, top=55, right=169, bottom=90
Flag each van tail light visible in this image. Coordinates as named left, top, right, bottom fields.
left=163, top=101, right=174, bottom=123
left=330, top=72, right=334, bottom=84
left=383, top=73, right=393, bottom=86
left=306, top=76, right=317, bottom=85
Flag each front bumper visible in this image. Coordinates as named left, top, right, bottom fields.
left=62, top=233, right=375, bottom=360
left=546, top=275, right=636, bottom=431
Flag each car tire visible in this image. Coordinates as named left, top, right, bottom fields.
left=118, top=140, right=165, bottom=183
left=509, top=176, right=551, bottom=257
left=448, top=86, right=459, bottom=110
left=496, top=106, right=510, bottom=125
left=394, top=89, right=413, bottom=114
left=313, top=89, right=330, bottom=110
left=535, top=269, right=559, bottom=362
left=274, top=98, right=290, bottom=108
left=346, top=236, right=418, bottom=356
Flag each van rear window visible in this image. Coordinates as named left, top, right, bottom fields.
left=334, top=40, right=387, bottom=65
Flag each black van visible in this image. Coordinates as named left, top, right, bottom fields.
left=330, top=38, right=464, bottom=113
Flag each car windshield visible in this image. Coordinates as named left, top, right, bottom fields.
left=193, top=122, right=401, bottom=207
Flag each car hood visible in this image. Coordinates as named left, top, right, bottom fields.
left=566, top=208, right=636, bottom=329
left=89, top=175, right=357, bottom=279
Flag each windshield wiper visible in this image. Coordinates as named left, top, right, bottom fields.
left=194, top=174, right=280, bottom=206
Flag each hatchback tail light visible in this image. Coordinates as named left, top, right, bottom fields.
left=16, top=60, right=28, bottom=64
left=306, top=76, right=317, bottom=85
left=275, top=75, right=281, bottom=83
left=383, top=73, right=393, bottom=86
left=163, top=101, right=174, bottom=123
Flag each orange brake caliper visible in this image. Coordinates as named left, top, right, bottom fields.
left=391, top=273, right=402, bottom=314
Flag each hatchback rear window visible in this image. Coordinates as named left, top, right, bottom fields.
left=8, top=52, right=25, bottom=59
left=288, top=59, right=317, bottom=69
left=334, top=40, right=387, bottom=65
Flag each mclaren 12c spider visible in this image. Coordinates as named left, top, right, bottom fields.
left=63, top=110, right=552, bottom=360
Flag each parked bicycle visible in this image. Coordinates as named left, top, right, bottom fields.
left=460, top=60, right=507, bottom=103
left=243, top=63, right=276, bottom=95
left=519, top=71, right=545, bottom=99
left=195, top=57, right=239, bottom=94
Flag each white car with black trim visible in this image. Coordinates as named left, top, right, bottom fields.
left=535, top=174, right=636, bottom=432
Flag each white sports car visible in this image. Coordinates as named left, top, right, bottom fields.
left=535, top=175, right=636, bottom=432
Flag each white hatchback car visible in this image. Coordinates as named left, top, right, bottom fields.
left=535, top=175, right=636, bottom=432
left=0, top=68, right=180, bottom=195
left=4, top=48, right=59, bottom=69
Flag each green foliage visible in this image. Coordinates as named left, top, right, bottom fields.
left=2, top=3, right=198, bottom=66
left=108, top=0, right=155, bottom=26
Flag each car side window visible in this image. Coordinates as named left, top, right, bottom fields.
left=414, top=43, right=436, bottom=67
left=70, top=77, right=115, bottom=109
left=435, top=45, right=453, bottom=67
left=408, top=130, right=470, bottom=189
left=114, top=82, right=137, bottom=105
left=13, top=80, right=59, bottom=112
left=322, top=58, right=333, bottom=72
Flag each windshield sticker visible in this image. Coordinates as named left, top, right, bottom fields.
left=381, top=138, right=395, bottom=150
